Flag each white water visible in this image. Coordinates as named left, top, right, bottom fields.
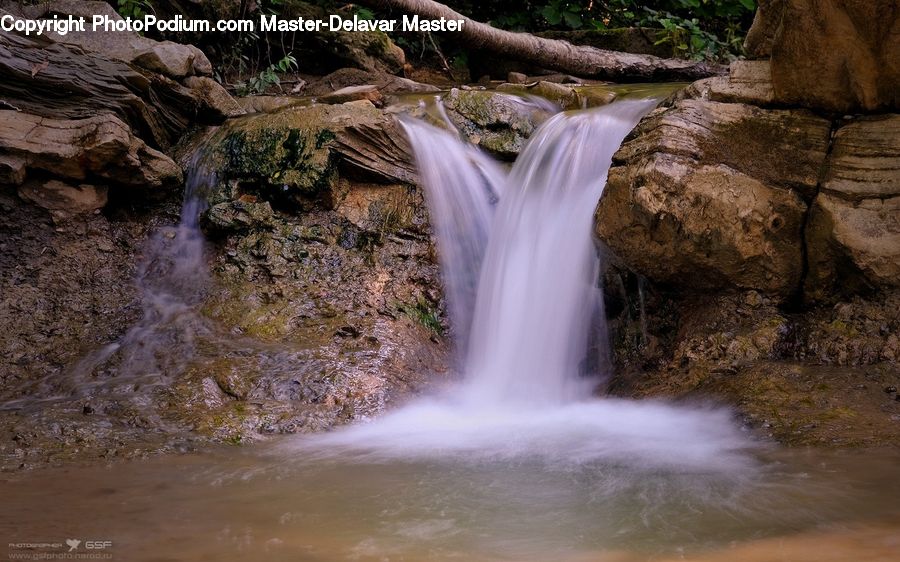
left=399, top=118, right=505, bottom=358
left=296, top=100, right=757, bottom=472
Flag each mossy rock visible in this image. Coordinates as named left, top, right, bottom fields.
left=443, top=89, right=551, bottom=159
left=210, top=102, right=386, bottom=204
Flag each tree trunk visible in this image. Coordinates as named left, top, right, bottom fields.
left=360, top=0, right=726, bottom=81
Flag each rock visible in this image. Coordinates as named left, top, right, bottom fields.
left=202, top=200, right=276, bottom=234
left=804, top=113, right=900, bottom=301
left=17, top=180, right=107, bottom=222
left=596, top=99, right=832, bottom=297
left=443, top=89, right=552, bottom=159
left=805, top=193, right=900, bottom=300
left=209, top=102, right=416, bottom=205
left=572, top=86, right=618, bottom=108
left=613, top=99, right=831, bottom=197
left=687, top=60, right=776, bottom=106
left=769, top=0, right=900, bottom=112
left=507, top=72, right=528, bottom=84
left=0, top=111, right=183, bottom=189
left=236, top=96, right=308, bottom=114
left=0, top=154, right=26, bottom=185
left=277, top=0, right=405, bottom=75
left=497, top=81, right=577, bottom=109
left=305, top=68, right=439, bottom=96
left=319, top=85, right=384, bottom=107
left=183, top=77, right=246, bottom=119
left=335, top=183, right=420, bottom=233
left=0, top=29, right=210, bottom=150
left=25, top=0, right=213, bottom=79
left=822, top=114, right=900, bottom=200
left=743, top=0, right=783, bottom=58
left=380, top=76, right=441, bottom=94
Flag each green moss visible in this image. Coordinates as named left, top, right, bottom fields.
left=398, top=297, right=444, bottom=336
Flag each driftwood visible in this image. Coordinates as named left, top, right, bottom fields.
left=0, top=30, right=200, bottom=149
left=361, top=0, right=726, bottom=81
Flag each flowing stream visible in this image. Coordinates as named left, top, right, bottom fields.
left=3, top=98, right=900, bottom=561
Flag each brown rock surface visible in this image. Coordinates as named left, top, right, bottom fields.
left=769, top=0, right=900, bottom=113
left=0, top=111, right=183, bottom=189
left=595, top=99, right=832, bottom=298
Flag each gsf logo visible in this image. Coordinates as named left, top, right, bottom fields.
left=85, top=540, right=113, bottom=549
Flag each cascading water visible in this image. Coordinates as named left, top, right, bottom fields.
left=399, top=118, right=505, bottom=358
left=460, top=102, right=654, bottom=405
left=298, top=99, right=756, bottom=472
left=0, top=146, right=218, bottom=410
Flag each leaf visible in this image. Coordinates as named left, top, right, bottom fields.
left=562, top=11, right=582, bottom=29
left=541, top=6, right=562, bottom=26
left=738, top=0, right=757, bottom=10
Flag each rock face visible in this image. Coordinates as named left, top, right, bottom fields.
left=277, top=0, right=406, bottom=75
left=748, top=0, right=900, bottom=112
left=0, top=111, right=183, bottom=189
left=17, top=180, right=107, bottom=222
left=4, top=0, right=212, bottom=79
left=210, top=102, right=417, bottom=205
left=805, top=194, right=900, bottom=299
left=595, top=98, right=830, bottom=297
left=804, top=114, right=900, bottom=300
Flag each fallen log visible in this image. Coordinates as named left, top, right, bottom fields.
left=360, top=0, right=726, bottom=81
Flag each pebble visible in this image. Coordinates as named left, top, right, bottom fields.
left=884, top=386, right=897, bottom=393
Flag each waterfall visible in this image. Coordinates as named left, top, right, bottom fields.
left=297, top=99, right=754, bottom=472
left=0, top=144, right=220, bottom=410
left=405, top=101, right=654, bottom=405
left=400, top=118, right=505, bottom=359
left=462, top=101, right=654, bottom=405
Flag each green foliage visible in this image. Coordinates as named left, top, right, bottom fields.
left=235, top=53, right=298, bottom=95
left=399, top=297, right=444, bottom=336
left=117, top=0, right=153, bottom=19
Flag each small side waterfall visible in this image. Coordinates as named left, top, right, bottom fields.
left=0, top=146, right=220, bottom=410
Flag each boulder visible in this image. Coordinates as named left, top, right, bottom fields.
left=769, top=0, right=900, bottom=113
left=183, top=76, right=246, bottom=119
left=610, top=99, right=831, bottom=197
left=206, top=102, right=416, bottom=207
left=0, top=111, right=182, bottom=189
left=743, top=0, right=784, bottom=58
left=0, top=29, right=212, bottom=149
left=17, top=180, right=107, bottom=222
left=805, top=193, right=900, bottom=299
left=497, top=81, right=578, bottom=109
left=305, top=68, right=439, bottom=97
left=596, top=99, right=832, bottom=297
left=277, top=0, right=405, bottom=75
left=0, top=154, right=26, bottom=185
left=805, top=114, right=900, bottom=300
left=821, top=114, right=900, bottom=199
left=442, top=89, right=553, bottom=159
left=319, top=85, right=385, bottom=107
left=236, top=96, right=309, bottom=114
left=202, top=199, right=276, bottom=234
left=685, top=60, right=776, bottom=107
left=16, top=0, right=214, bottom=79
